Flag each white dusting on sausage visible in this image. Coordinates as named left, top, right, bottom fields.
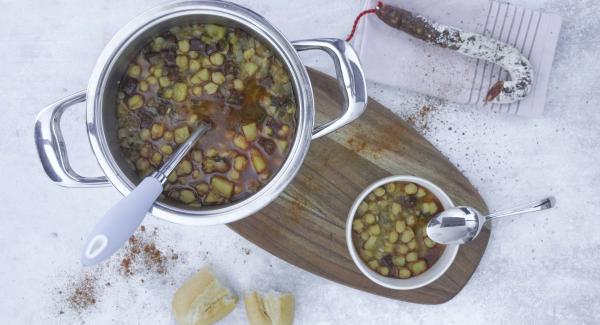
left=377, top=5, right=533, bottom=104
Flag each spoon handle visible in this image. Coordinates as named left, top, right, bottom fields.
left=485, top=196, right=556, bottom=221
left=80, top=177, right=163, bottom=266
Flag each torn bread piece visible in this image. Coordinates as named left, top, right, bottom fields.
left=172, top=268, right=237, bottom=325
left=244, top=291, right=295, bottom=325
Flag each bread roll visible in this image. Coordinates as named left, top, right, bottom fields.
left=244, top=291, right=294, bottom=325
left=172, top=268, right=237, bottom=325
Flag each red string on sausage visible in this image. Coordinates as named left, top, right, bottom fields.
left=345, top=1, right=384, bottom=42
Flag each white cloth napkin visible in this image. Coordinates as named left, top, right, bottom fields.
left=352, top=0, right=562, bottom=116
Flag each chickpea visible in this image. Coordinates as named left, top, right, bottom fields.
left=151, top=152, right=162, bottom=165
left=176, top=55, right=188, bottom=69
left=368, top=224, right=381, bottom=236
left=385, top=182, right=396, bottom=193
left=388, top=231, right=399, bottom=243
left=406, top=252, right=419, bottom=263
left=233, top=79, right=244, bottom=91
left=383, top=242, right=394, bottom=253
left=127, top=64, right=141, bottom=78
left=127, top=95, right=143, bottom=110
left=160, top=144, right=173, bottom=155
left=176, top=160, right=192, bottom=175
left=360, top=231, right=370, bottom=241
left=178, top=39, right=190, bottom=53
left=424, top=237, right=436, bottom=248
left=368, top=260, right=379, bottom=270
left=395, top=244, right=409, bottom=255
left=391, top=202, right=402, bottom=215
left=212, top=71, right=226, bottom=85
left=179, top=190, right=196, bottom=204
left=360, top=250, right=373, bottom=261
left=151, top=124, right=164, bottom=139
left=429, top=202, right=438, bottom=214
left=378, top=266, right=389, bottom=276
left=395, top=220, right=406, bottom=233
left=173, top=83, right=188, bottom=102
left=392, top=256, right=405, bottom=266
left=209, top=53, right=224, bottom=65
left=139, top=128, right=151, bottom=141
left=189, top=59, right=201, bottom=72
left=135, top=158, right=149, bottom=171
left=204, top=82, right=219, bottom=95
left=398, top=267, right=411, bottom=279
left=364, top=214, right=376, bottom=225
left=400, top=228, right=414, bottom=243
left=404, top=183, right=418, bottom=195
left=195, top=183, right=209, bottom=194
left=374, top=187, right=385, bottom=197
left=407, top=239, right=418, bottom=250
left=410, top=260, right=427, bottom=275
left=192, top=150, right=203, bottom=162
left=352, top=219, right=364, bottom=232
left=364, top=236, right=377, bottom=250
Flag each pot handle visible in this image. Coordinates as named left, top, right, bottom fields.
left=293, top=39, right=367, bottom=139
left=34, top=90, right=111, bottom=187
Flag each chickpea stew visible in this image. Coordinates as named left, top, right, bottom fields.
left=116, top=24, right=296, bottom=206
left=351, top=182, right=445, bottom=279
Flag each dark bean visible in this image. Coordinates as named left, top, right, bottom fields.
left=138, top=110, right=154, bottom=129
left=259, top=76, right=274, bottom=89
left=224, top=60, right=238, bottom=75
left=189, top=38, right=205, bottom=52
left=205, top=42, right=219, bottom=56
left=163, top=33, right=178, bottom=50
left=258, top=138, right=276, bottom=155
left=157, top=105, right=168, bottom=115
left=161, top=49, right=177, bottom=66
left=143, top=49, right=161, bottom=64
left=165, top=66, right=179, bottom=81
left=381, top=254, right=394, bottom=267
left=121, top=77, right=138, bottom=96
left=399, top=195, right=417, bottom=208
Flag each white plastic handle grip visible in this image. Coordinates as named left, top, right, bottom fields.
left=80, top=177, right=163, bottom=266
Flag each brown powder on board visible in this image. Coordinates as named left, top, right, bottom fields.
left=347, top=137, right=367, bottom=153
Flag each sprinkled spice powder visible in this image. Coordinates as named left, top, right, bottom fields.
left=56, top=226, right=180, bottom=314
left=119, top=226, right=178, bottom=276
left=406, top=106, right=438, bottom=133
left=64, top=275, right=98, bottom=313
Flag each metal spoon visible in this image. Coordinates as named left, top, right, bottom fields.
left=426, top=196, right=556, bottom=245
left=81, top=122, right=211, bottom=266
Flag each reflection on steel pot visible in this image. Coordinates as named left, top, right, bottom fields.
left=34, top=0, right=367, bottom=225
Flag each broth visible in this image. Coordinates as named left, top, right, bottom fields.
left=116, top=24, right=296, bottom=206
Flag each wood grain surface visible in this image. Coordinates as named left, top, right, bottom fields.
left=228, top=68, right=490, bottom=304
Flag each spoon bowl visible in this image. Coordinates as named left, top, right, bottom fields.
left=427, top=197, right=556, bottom=245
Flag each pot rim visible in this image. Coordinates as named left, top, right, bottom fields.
left=86, top=0, right=315, bottom=225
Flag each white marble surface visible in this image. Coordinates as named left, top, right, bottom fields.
left=1, top=0, right=599, bottom=324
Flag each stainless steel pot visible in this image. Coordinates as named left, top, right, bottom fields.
left=34, top=0, right=366, bottom=225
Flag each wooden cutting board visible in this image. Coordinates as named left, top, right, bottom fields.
left=228, top=68, right=490, bottom=304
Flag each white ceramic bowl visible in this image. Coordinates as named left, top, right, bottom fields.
left=346, top=175, right=459, bottom=290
